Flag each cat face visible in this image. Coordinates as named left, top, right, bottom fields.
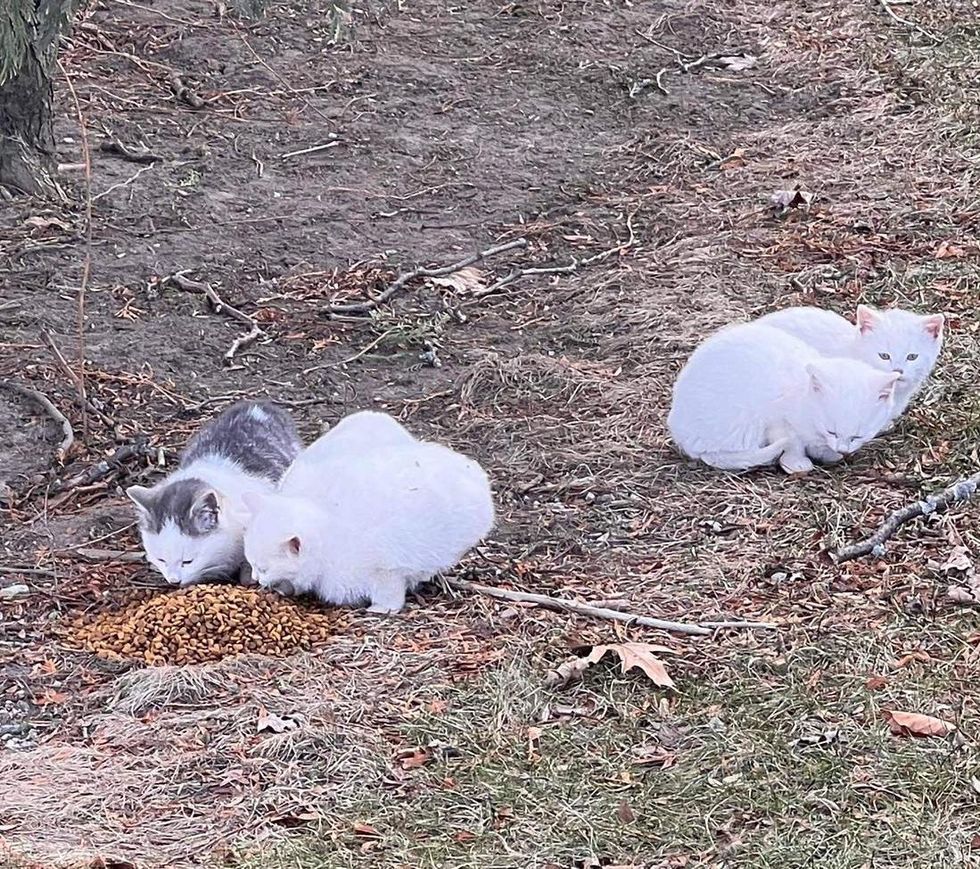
left=127, top=482, right=242, bottom=585
left=805, top=360, right=899, bottom=455
left=853, top=306, right=944, bottom=387
left=242, top=493, right=311, bottom=596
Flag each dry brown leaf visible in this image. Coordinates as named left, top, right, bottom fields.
left=616, top=799, right=636, bottom=823
left=256, top=705, right=298, bottom=734
left=936, top=240, right=967, bottom=259
left=545, top=642, right=675, bottom=688
left=429, top=266, right=486, bottom=295
left=882, top=709, right=955, bottom=738
left=396, top=746, right=434, bottom=770
left=353, top=822, right=381, bottom=838
left=453, top=830, right=478, bottom=844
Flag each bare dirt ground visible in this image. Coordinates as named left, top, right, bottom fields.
left=1, top=0, right=979, bottom=867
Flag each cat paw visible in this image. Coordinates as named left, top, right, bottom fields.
left=779, top=454, right=814, bottom=475
left=809, top=447, right=844, bottom=465
left=367, top=603, right=403, bottom=615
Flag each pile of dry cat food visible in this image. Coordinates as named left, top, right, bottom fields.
left=72, top=585, right=340, bottom=666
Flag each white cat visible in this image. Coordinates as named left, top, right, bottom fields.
left=668, top=322, right=900, bottom=473
left=242, top=412, right=495, bottom=613
left=757, top=305, right=944, bottom=420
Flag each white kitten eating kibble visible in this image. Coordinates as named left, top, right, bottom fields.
left=758, top=304, right=944, bottom=421
left=243, top=411, right=494, bottom=613
left=668, top=322, right=900, bottom=474
left=127, top=401, right=301, bottom=586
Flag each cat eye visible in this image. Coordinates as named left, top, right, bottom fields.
left=181, top=559, right=193, bottom=566
left=826, top=430, right=838, bottom=437
left=906, top=353, right=918, bottom=361
left=878, top=352, right=891, bottom=361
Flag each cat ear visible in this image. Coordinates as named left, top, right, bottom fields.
left=922, top=313, right=945, bottom=340
left=241, top=490, right=267, bottom=517
left=285, top=536, right=302, bottom=556
left=126, top=485, right=155, bottom=515
left=878, top=372, right=901, bottom=401
left=805, top=363, right=827, bottom=394
left=190, top=489, right=220, bottom=533
left=855, top=305, right=879, bottom=335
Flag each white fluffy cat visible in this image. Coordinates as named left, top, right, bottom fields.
left=757, top=305, right=944, bottom=419
left=668, top=322, right=900, bottom=473
left=242, top=412, right=495, bottom=613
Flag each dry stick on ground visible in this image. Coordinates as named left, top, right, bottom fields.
left=326, top=238, right=530, bottom=316
left=58, top=58, right=93, bottom=442
left=835, top=471, right=980, bottom=563
left=0, top=381, right=74, bottom=462
left=875, top=0, right=939, bottom=41
left=40, top=331, right=115, bottom=427
left=165, top=271, right=263, bottom=364
left=445, top=578, right=777, bottom=637
left=471, top=213, right=637, bottom=300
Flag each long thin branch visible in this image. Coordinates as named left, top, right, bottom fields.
left=40, top=330, right=115, bottom=427
left=874, top=0, right=939, bottom=41
left=0, top=381, right=74, bottom=463
left=326, top=238, right=529, bottom=315
left=165, top=271, right=263, bottom=364
left=835, top=471, right=980, bottom=563
left=445, top=578, right=777, bottom=636
left=57, top=58, right=92, bottom=442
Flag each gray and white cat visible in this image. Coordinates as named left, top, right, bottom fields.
left=126, top=400, right=301, bottom=586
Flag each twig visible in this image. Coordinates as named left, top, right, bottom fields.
left=49, top=440, right=150, bottom=496
left=326, top=238, right=529, bottom=315
left=303, top=328, right=399, bottom=373
left=835, top=471, right=980, bottom=563
left=280, top=141, right=339, bottom=160
left=57, top=58, right=92, bottom=442
left=70, top=548, right=144, bottom=563
left=165, top=271, right=264, bottom=364
left=472, top=213, right=637, bottom=300
left=445, top=578, right=777, bottom=636
left=874, top=0, right=939, bottom=41
left=40, top=331, right=114, bottom=427
left=99, top=137, right=164, bottom=165
left=0, top=565, right=56, bottom=577
left=92, top=164, right=155, bottom=202
left=0, top=381, right=74, bottom=462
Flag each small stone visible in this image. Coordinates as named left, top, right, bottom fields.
left=0, top=584, right=30, bottom=600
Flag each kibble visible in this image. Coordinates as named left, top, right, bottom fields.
left=71, top=585, right=341, bottom=666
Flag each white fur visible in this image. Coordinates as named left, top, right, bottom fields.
left=131, top=456, right=275, bottom=586
left=243, top=418, right=494, bottom=613
left=668, top=322, right=900, bottom=473
left=757, top=305, right=944, bottom=420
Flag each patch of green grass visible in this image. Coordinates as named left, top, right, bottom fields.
left=239, top=626, right=980, bottom=869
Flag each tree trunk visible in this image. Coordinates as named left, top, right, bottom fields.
left=0, top=0, right=73, bottom=197
left=0, top=45, right=58, bottom=196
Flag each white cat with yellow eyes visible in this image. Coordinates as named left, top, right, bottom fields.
left=758, top=304, right=945, bottom=423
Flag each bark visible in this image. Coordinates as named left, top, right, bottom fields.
left=0, top=0, right=71, bottom=196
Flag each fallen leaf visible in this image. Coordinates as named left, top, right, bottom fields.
left=269, top=808, right=322, bottom=827
left=770, top=187, right=815, bottom=213
left=37, top=689, right=68, bottom=706
left=396, top=746, right=434, bottom=770
left=940, top=546, right=974, bottom=575
left=616, top=799, right=636, bottom=823
left=882, top=709, right=955, bottom=738
left=632, top=744, right=677, bottom=768
left=891, top=650, right=930, bottom=669
left=717, top=53, right=757, bottom=72
left=256, top=705, right=298, bottom=734
left=24, top=215, right=72, bottom=231
left=428, top=267, right=486, bottom=295
left=453, top=830, right=478, bottom=844
left=936, top=240, right=967, bottom=259
left=865, top=675, right=889, bottom=691
left=353, top=822, right=381, bottom=838
left=546, top=642, right=676, bottom=689
left=949, top=586, right=978, bottom=606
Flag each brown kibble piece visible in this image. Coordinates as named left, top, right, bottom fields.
left=70, top=584, right=341, bottom=666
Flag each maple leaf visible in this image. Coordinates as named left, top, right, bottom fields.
left=545, top=642, right=675, bottom=689
left=882, top=709, right=955, bottom=738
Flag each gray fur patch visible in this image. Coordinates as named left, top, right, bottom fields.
left=181, top=400, right=302, bottom=479
left=139, top=478, right=214, bottom=536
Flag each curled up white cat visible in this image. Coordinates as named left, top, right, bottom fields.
left=667, top=322, right=900, bottom=474
left=242, top=411, right=495, bottom=613
left=757, top=304, right=944, bottom=421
